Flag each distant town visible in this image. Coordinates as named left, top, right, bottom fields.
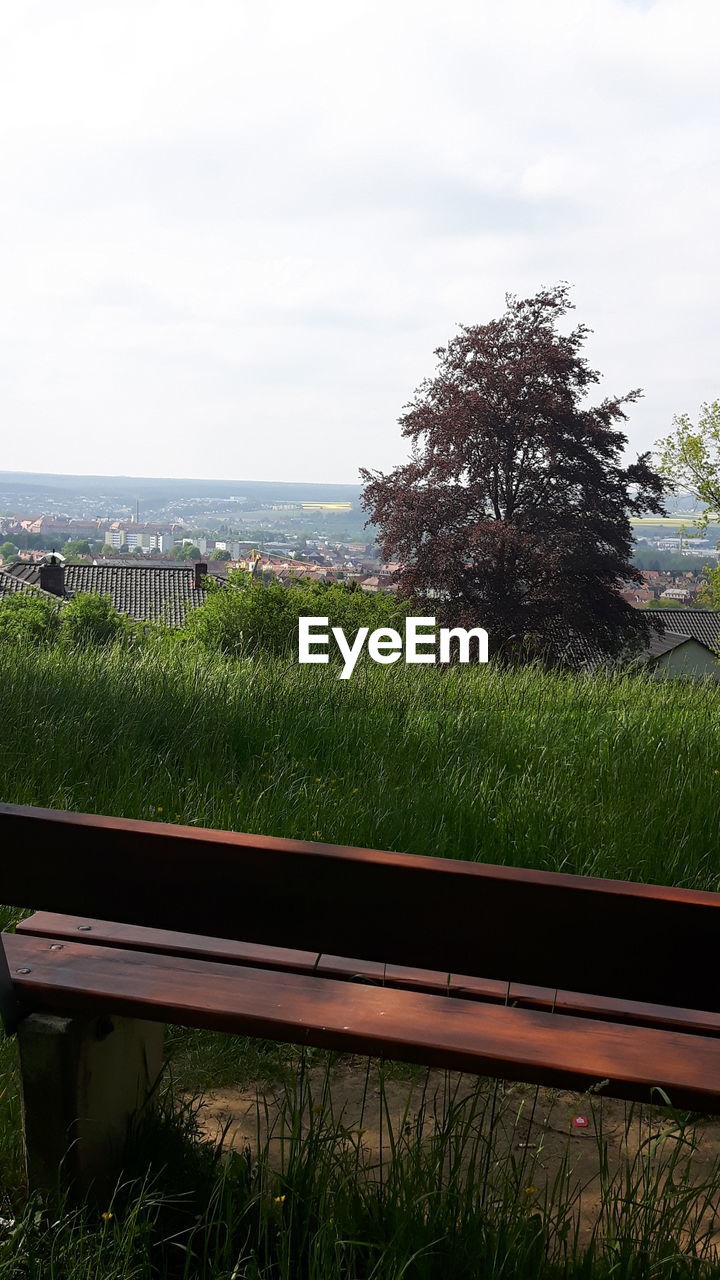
left=1, top=470, right=719, bottom=607
left=0, top=469, right=390, bottom=593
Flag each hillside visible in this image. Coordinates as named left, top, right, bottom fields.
left=1, top=642, right=718, bottom=889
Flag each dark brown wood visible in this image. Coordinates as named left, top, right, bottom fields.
left=6, top=932, right=720, bottom=1114
left=18, top=912, right=720, bottom=1040
left=2, top=804, right=720, bottom=1008
left=0, top=933, right=23, bottom=1035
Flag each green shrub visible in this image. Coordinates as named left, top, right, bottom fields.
left=59, top=593, right=130, bottom=648
left=0, top=592, right=60, bottom=647
left=182, top=574, right=411, bottom=659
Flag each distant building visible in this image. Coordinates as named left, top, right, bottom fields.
left=638, top=631, right=720, bottom=680
left=660, top=588, right=691, bottom=602
left=563, top=610, right=720, bottom=680
left=104, top=527, right=174, bottom=552
left=213, top=540, right=245, bottom=559
left=619, top=587, right=656, bottom=605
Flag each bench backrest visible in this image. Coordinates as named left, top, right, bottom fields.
left=1, top=803, right=717, bottom=1012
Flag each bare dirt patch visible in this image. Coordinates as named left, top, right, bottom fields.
left=192, top=1062, right=720, bottom=1250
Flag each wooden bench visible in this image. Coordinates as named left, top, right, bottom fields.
left=2, top=802, right=720, bottom=1195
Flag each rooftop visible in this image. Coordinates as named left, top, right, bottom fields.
left=0, top=568, right=64, bottom=606
left=4, top=562, right=223, bottom=626
left=641, top=609, right=720, bottom=648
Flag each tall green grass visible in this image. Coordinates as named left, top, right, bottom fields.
left=1, top=640, right=719, bottom=888
left=4, top=643, right=720, bottom=1276
left=1, top=1064, right=720, bottom=1278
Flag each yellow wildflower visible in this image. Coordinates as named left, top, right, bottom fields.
left=273, top=1195, right=286, bottom=1204
left=101, top=1210, right=114, bottom=1221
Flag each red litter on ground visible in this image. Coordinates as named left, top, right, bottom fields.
left=572, top=1116, right=589, bottom=1129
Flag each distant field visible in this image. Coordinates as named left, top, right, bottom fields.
left=631, top=516, right=704, bottom=528
left=301, top=501, right=353, bottom=511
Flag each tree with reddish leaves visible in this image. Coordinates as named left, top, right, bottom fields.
left=360, top=285, right=666, bottom=663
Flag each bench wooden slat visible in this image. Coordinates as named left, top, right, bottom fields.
left=17, top=912, right=720, bottom=1040
left=6, top=932, right=720, bottom=1113
left=2, top=804, right=720, bottom=1009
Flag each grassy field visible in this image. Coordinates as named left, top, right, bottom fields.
left=631, top=517, right=704, bottom=528
left=3, top=642, right=720, bottom=1276
left=1, top=640, right=720, bottom=888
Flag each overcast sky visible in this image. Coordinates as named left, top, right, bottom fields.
left=1, top=0, right=718, bottom=485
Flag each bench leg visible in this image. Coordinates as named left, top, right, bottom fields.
left=17, top=1013, right=164, bottom=1200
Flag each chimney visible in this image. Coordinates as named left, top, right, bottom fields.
left=194, top=561, right=208, bottom=589
left=39, top=555, right=65, bottom=597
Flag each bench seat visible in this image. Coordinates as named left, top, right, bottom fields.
left=17, top=913, right=720, bottom=1040
left=4, top=803, right=720, bottom=1198
left=7, top=919, right=720, bottom=1113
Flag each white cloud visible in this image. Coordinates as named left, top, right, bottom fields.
left=0, top=0, right=718, bottom=482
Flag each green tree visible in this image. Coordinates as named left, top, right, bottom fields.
left=10, top=533, right=45, bottom=551
left=0, top=541, right=18, bottom=564
left=655, top=400, right=720, bottom=531
left=182, top=575, right=411, bottom=659
left=62, top=538, right=91, bottom=559
left=0, top=592, right=60, bottom=646
left=693, top=571, right=720, bottom=611
left=59, top=593, right=129, bottom=646
left=640, top=597, right=693, bottom=610
left=632, top=546, right=709, bottom=574
left=210, top=548, right=232, bottom=561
